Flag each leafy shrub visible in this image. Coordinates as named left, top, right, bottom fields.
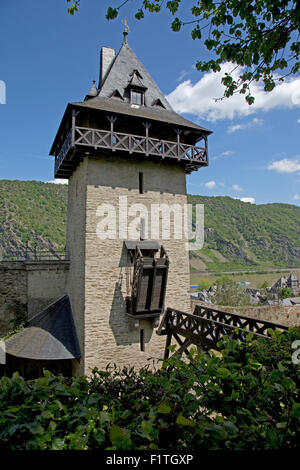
left=280, top=286, right=293, bottom=299
left=212, top=276, right=251, bottom=306
left=197, top=279, right=212, bottom=291
left=0, top=329, right=299, bottom=450
left=261, top=280, right=269, bottom=289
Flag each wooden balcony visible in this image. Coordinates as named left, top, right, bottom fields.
left=54, top=125, right=208, bottom=178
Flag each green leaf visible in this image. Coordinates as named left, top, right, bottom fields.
left=223, top=421, right=238, bottom=435
left=7, top=406, right=20, bottom=413
left=109, top=425, right=133, bottom=450
left=217, top=367, right=231, bottom=378
left=141, top=420, right=158, bottom=441
left=246, top=95, right=255, bottom=105
left=52, top=438, right=65, bottom=450
left=171, top=17, right=182, bottom=32
left=205, top=423, right=228, bottom=441
left=266, top=428, right=278, bottom=448
left=292, top=403, right=300, bottom=418
left=106, top=7, right=118, bottom=20
left=27, top=423, right=44, bottom=435
left=176, top=414, right=195, bottom=427
left=157, top=402, right=172, bottom=414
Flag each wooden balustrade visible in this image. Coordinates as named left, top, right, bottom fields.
left=54, top=125, right=208, bottom=176
left=157, top=306, right=288, bottom=359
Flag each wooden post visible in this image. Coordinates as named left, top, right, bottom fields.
left=71, top=109, right=76, bottom=147
left=164, top=331, right=172, bottom=360
left=174, top=128, right=182, bottom=160
left=142, top=122, right=151, bottom=156
left=204, top=134, right=208, bottom=164
left=107, top=115, right=117, bottom=150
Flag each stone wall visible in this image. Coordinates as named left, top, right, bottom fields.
left=191, top=300, right=300, bottom=328
left=26, top=262, right=69, bottom=319
left=66, top=159, right=87, bottom=376
left=0, top=262, right=27, bottom=335
left=67, top=155, right=191, bottom=375
left=0, top=260, right=69, bottom=336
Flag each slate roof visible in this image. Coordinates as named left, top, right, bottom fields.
left=5, top=296, right=81, bottom=360
left=70, top=98, right=210, bottom=132
left=97, top=42, right=172, bottom=110
left=50, top=40, right=211, bottom=155
left=80, top=42, right=211, bottom=134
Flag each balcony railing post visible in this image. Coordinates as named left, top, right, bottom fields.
left=142, top=122, right=151, bottom=156
left=107, top=115, right=117, bottom=151
left=71, top=109, right=76, bottom=147
left=204, top=135, right=208, bottom=164
left=174, top=128, right=182, bottom=160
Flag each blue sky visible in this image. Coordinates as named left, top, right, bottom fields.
left=0, top=0, right=299, bottom=206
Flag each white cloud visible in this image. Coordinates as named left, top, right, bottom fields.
left=236, top=197, right=256, bottom=204
left=232, top=184, right=243, bottom=192
left=227, top=117, right=263, bottom=133
left=293, top=194, right=300, bottom=201
left=227, top=124, right=244, bottom=133
left=268, top=158, right=300, bottom=174
left=167, top=62, right=300, bottom=122
left=297, top=118, right=300, bottom=123
left=205, top=180, right=217, bottom=189
left=212, top=150, right=235, bottom=160
left=176, top=69, right=190, bottom=82
left=48, top=179, right=68, bottom=184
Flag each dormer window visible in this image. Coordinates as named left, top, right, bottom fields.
left=152, top=98, right=166, bottom=109
left=127, top=69, right=147, bottom=106
left=110, top=89, right=124, bottom=100
left=131, top=89, right=144, bottom=105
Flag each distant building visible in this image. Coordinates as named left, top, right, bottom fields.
left=271, top=272, right=300, bottom=295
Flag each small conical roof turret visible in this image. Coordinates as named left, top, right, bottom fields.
left=85, top=80, right=98, bottom=100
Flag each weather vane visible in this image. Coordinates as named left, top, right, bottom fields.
left=122, top=17, right=130, bottom=43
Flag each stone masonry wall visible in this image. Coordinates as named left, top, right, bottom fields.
left=66, top=159, right=87, bottom=375
left=191, top=300, right=300, bottom=328
left=26, top=262, right=69, bottom=319
left=0, top=262, right=27, bottom=335
left=0, top=261, right=69, bottom=336
left=67, top=154, right=191, bottom=375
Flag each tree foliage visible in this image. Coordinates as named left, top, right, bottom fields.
left=66, top=0, right=300, bottom=104
left=280, top=285, right=293, bottom=299
left=0, top=328, right=300, bottom=449
left=212, top=275, right=251, bottom=306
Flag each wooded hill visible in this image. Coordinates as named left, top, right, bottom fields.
left=0, top=180, right=299, bottom=270
left=0, top=180, right=67, bottom=259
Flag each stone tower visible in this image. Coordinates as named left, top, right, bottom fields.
left=50, top=32, right=211, bottom=376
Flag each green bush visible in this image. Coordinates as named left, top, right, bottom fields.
left=0, top=328, right=299, bottom=450
left=212, top=276, right=251, bottom=306
left=197, top=279, right=212, bottom=291
left=280, top=286, right=293, bottom=299
left=261, top=280, right=269, bottom=289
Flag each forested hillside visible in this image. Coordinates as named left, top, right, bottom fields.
left=0, top=180, right=67, bottom=259
left=0, top=180, right=299, bottom=270
left=188, top=195, right=300, bottom=271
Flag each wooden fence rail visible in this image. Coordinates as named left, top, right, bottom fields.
left=157, top=306, right=288, bottom=359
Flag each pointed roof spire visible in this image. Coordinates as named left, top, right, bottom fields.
left=122, top=17, right=130, bottom=44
